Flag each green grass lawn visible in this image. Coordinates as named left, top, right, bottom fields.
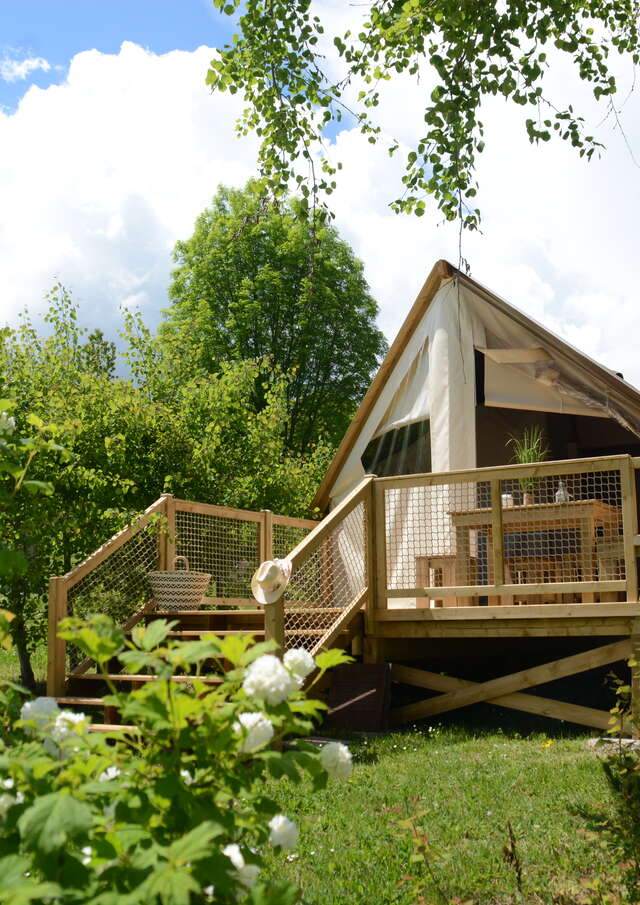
left=0, top=646, right=47, bottom=686
left=264, top=727, right=612, bottom=904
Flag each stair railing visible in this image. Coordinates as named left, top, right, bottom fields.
left=47, top=495, right=316, bottom=695
left=262, top=475, right=375, bottom=656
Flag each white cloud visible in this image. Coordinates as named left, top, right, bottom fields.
left=0, top=42, right=257, bottom=334
left=1, top=30, right=640, bottom=391
left=0, top=56, right=51, bottom=82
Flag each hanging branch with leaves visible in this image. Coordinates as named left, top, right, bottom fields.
left=208, top=0, right=640, bottom=229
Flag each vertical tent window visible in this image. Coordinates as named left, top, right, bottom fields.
left=361, top=419, right=431, bottom=477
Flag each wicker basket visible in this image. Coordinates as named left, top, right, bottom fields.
left=147, top=556, right=211, bottom=611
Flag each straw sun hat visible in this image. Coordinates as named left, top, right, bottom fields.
left=251, top=558, right=292, bottom=605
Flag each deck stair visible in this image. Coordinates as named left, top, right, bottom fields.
left=60, top=606, right=361, bottom=726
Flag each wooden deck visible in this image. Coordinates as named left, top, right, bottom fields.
left=47, top=454, right=640, bottom=734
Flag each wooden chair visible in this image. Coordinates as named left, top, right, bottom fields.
left=415, top=554, right=476, bottom=608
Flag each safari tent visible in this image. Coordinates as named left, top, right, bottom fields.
left=313, top=260, right=640, bottom=512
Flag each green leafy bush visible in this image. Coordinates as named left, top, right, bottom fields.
left=0, top=616, right=352, bottom=904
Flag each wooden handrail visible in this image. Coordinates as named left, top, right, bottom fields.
left=374, top=454, right=632, bottom=489
left=62, top=495, right=170, bottom=590
left=287, top=476, right=374, bottom=571
left=256, top=476, right=373, bottom=651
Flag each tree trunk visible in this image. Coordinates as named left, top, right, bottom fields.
left=13, top=615, right=36, bottom=692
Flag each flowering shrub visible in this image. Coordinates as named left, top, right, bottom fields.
left=0, top=615, right=353, bottom=904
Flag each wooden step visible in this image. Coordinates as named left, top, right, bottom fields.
left=89, top=723, right=136, bottom=733
left=67, top=673, right=223, bottom=684
left=56, top=696, right=105, bottom=707
left=125, top=629, right=265, bottom=639
left=151, top=609, right=264, bottom=617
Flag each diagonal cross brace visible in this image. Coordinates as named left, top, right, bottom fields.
left=392, top=638, right=631, bottom=724
left=390, top=664, right=614, bottom=730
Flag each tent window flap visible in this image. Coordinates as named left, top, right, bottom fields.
left=361, top=419, right=431, bottom=478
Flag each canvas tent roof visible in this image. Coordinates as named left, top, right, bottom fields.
left=313, top=260, right=640, bottom=512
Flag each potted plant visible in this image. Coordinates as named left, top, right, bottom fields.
left=507, top=425, right=549, bottom=504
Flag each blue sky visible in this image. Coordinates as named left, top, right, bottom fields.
left=0, top=0, right=233, bottom=110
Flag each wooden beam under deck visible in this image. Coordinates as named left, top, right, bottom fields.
left=370, top=602, right=640, bottom=638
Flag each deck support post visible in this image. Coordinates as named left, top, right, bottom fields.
left=47, top=576, right=67, bottom=697
left=264, top=599, right=285, bottom=655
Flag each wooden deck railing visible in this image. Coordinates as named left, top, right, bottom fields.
left=373, top=454, right=639, bottom=611
left=263, top=476, right=373, bottom=655
left=47, top=495, right=316, bottom=695
left=261, top=454, right=640, bottom=648
left=48, top=454, right=640, bottom=696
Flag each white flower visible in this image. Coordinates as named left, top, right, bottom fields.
left=223, top=843, right=260, bottom=890
left=98, top=766, right=120, bottom=782
left=242, top=654, right=300, bottom=706
left=232, top=712, right=274, bottom=752
left=20, top=697, right=60, bottom=734
left=1, top=779, right=14, bottom=790
left=0, top=413, right=15, bottom=435
left=203, top=886, right=215, bottom=898
left=268, top=814, right=298, bottom=850
left=319, top=741, right=352, bottom=779
left=180, top=769, right=194, bottom=785
left=0, top=794, right=16, bottom=819
left=51, top=710, right=88, bottom=745
left=81, top=845, right=92, bottom=865
left=283, top=648, right=315, bottom=679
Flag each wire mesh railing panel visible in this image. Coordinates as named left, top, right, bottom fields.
left=381, top=463, right=627, bottom=606
left=66, top=527, right=160, bottom=670
left=499, top=468, right=624, bottom=590
left=174, top=509, right=260, bottom=603
left=273, top=522, right=312, bottom=560
left=284, top=500, right=367, bottom=651
left=385, top=481, right=483, bottom=592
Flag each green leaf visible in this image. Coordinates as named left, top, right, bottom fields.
left=18, top=792, right=92, bottom=853
left=132, top=619, right=178, bottom=651
left=168, top=821, right=223, bottom=864
left=314, top=648, right=353, bottom=671
left=217, top=634, right=253, bottom=666
left=0, top=549, right=27, bottom=580
left=20, top=479, right=54, bottom=495
left=58, top=615, right=125, bottom=663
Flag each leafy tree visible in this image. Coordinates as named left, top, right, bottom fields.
left=208, top=0, right=640, bottom=229
left=1, top=287, right=330, bottom=685
left=160, top=182, right=387, bottom=452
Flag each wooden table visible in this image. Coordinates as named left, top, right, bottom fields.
left=449, top=499, right=622, bottom=605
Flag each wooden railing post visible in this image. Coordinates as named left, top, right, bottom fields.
left=365, top=476, right=378, bottom=633
left=47, top=576, right=67, bottom=697
left=490, top=480, right=505, bottom=601
left=260, top=509, right=273, bottom=563
left=621, top=459, right=639, bottom=603
left=160, top=493, right=176, bottom=570
left=166, top=494, right=176, bottom=570
left=263, top=598, right=285, bottom=654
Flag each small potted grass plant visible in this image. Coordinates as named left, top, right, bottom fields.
left=507, top=425, right=549, bottom=504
